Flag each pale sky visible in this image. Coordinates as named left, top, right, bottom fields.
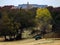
left=0, top=0, right=60, bottom=7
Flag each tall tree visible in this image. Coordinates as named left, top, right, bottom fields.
left=36, top=8, right=52, bottom=36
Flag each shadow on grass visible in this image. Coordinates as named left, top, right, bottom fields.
left=0, top=38, right=26, bottom=42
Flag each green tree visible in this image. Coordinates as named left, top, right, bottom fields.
left=0, top=11, right=20, bottom=40
left=0, top=7, right=37, bottom=40
left=15, top=8, right=37, bottom=39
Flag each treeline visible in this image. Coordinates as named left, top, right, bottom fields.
left=47, top=6, right=60, bottom=38
left=0, top=6, right=60, bottom=41
left=0, top=6, right=37, bottom=40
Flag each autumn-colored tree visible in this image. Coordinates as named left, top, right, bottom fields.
left=36, top=8, right=52, bottom=35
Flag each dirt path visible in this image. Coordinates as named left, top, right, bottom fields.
left=0, top=39, right=60, bottom=45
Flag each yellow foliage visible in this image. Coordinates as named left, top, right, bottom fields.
left=36, top=8, right=52, bottom=23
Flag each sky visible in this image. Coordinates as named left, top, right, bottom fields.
left=0, top=0, right=60, bottom=7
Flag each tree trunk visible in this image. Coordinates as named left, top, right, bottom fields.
left=9, top=36, right=12, bottom=40
left=14, top=35, right=16, bottom=39
left=4, top=35, right=7, bottom=41
left=16, top=28, right=23, bottom=40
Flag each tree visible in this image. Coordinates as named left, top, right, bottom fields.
left=36, top=8, right=52, bottom=36
left=0, top=11, right=20, bottom=40
left=0, top=11, right=11, bottom=40
left=15, top=8, right=37, bottom=39
left=0, top=7, right=37, bottom=40
left=47, top=7, right=60, bottom=37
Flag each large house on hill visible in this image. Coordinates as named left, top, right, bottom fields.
left=17, top=2, right=48, bottom=9
left=1, top=2, right=48, bottom=9
left=12, top=2, right=48, bottom=9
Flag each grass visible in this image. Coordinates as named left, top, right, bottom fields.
left=0, top=38, right=60, bottom=45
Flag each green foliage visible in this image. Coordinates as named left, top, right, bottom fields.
left=0, top=11, right=21, bottom=39
left=17, top=9, right=36, bottom=28
left=0, top=7, right=37, bottom=40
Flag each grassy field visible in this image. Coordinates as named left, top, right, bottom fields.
left=0, top=38, right=60, bottom=45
